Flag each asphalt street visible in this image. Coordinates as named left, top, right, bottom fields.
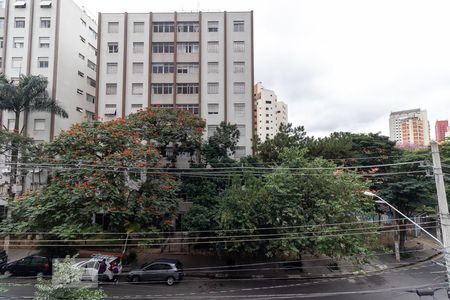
left=0, top=260, right=447, bottom=300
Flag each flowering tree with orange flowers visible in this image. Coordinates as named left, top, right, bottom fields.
left=1, top=107, right=205, bottom=239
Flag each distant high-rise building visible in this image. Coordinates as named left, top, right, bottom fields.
left=389, top=109, right=430, bottom=147
left=254, top=83, right=288, bottom=143
left=96, top=11, right=255, bottom=158
left=0, top=0, right=98, bottom=142
left=435, top=120, right=449, bottom=143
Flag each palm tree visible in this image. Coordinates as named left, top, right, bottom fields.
left=0, top=74, right=68, bottom=134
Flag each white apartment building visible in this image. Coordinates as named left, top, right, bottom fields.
left=389, top=108, right=430, bottom=147
left=0, top=0, right=98, bottom=142
left=96, top=11, right=255, bottom=157
left=254, top=82, right=288, bottom=142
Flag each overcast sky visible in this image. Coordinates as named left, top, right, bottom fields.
left=74, top=0, right=450, bottom=138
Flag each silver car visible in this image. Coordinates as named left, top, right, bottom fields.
left=127, top=259, right=184, bottom=286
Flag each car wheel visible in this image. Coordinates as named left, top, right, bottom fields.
left=36, top=272, right=44, bottom=278
left=166, top=276, right=175, bottom=286
left=3, top=270, right=11, bottom=277
left=131, top=276, right=141, bottom=283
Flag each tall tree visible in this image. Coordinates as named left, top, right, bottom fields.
left=201, top=122, right=240, bottom=167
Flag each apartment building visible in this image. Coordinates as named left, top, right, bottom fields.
left=0, top=0, right=98, bottom=142
left=435, top=120, right=449, bottom=143
left=389, top=109, right=430, bottom=147
left=254, top=82, right=288, bottom=142
left=96, top=11, right=254, bottom=157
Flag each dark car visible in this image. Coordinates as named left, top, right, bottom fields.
left=127, top=258, right=184, bottom=285
left=0, top=250, right=7, bottom=269
left=0, top=255, right=52, bottom=277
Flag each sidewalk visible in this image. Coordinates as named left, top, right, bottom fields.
left=129, top=236, right=441, bottom=279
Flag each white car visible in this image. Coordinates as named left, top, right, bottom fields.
left=73, top=255, right=122, bottom=282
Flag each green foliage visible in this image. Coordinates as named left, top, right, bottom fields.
left=1, top=108, right=205, bottom=238
left=201, top=122, right=240, bottom=167
left=256, top=123, right=308, bottom=164
left=34, top=256, right=105, bottom=300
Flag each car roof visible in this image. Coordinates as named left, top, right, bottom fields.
left=151, top=258, right=182, bottom=264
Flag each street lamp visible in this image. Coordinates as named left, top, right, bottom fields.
left=363, top=191, right=443, bottom=247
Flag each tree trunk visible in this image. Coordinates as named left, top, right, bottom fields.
left=399, top=219, right=407, bottom=252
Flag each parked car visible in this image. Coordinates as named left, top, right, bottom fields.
left=0, top=255, right=51, bottom=277
left=127, top=258, right=184, bottom=285
left=0, top=250, right=7, bottom=270
left=73, top=254, right=122, bottom=282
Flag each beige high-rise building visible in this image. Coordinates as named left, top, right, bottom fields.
left=0, top=0, right=98, bottom=142
left=254, top=82, right=288, bottom=142
left=96, top=11, right=255, bottom=158
left=389, top=108, right=430, bottom=147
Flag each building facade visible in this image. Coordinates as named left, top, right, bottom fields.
left=253, top=82, right=288, bottom=142
left=389, top=109, right=430, bottom=147
left=0, top=0, right=98, bottom=142
left=96, top=11, right=254, bottom=157
left=435, top=120, right=449, bottom=143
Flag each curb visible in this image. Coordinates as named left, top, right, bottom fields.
left=185, top=251, right=443, bottom=281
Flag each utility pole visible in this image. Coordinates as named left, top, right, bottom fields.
left=430, top=141, right=450, bottom=298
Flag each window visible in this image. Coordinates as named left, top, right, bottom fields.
left=233, top=41, right=245, bottom=52
left=80, top=36, right=86, bottom=43
left=237, top=125, right=246, bottom=137
left=89, top=27, right=97, bottom=40
left=86, top=110, right=95, bottom=121
left=80, top=18, right=86, bottom=26
left=133, top=42, right=144, bottom=54
left=108, top=22, right=119, bottom=33
left=233, top=82, right=245, bottom=94
left=77, top=89, right=84, bottom=95
left=15, top=17, right=25, bottom=28
left=39, top=37, right=50, bottom=48
left=208, top=103, right=219, bottom=115
left=13, top=37, right=24, bottom=48
left=86, top=94, right=95, bottom=103
left=40, top=17, right=51, bottom=28
left=152, top=83, right=173, bottom=94
left=208, top=21, right=219, bottom=32
left=207, top=82, right=219, bottom=94
left=234, top=20, right=245, bottom=32
left=177, top=83, right=199, bottom=94
left=153, top=22, right=174, bottom=33
left=178, top=104, right=199, bottom=115
left=87, top=60, right=96, bottom=71
left=235, top=146, right=246, bottom=159
left=7, top=119, right=15, bottom=131
left=176, top=63, right=198, bottom=74
left=0, top=18, right=4, bottom=29
left=0, top=0, right=4, bottom=8
left=208, top=125, right=218, bottom=137
left=40, top=0, right=52, bottom=8
left=37, top=57, right=49, bottom=68
left=78, top=53, right=85, bottom=60
left=11, top=57, right=23, bottom=69
left=134, top=22, right=144, bottom=33
left=177, top=42, right=199, bottom=54
left=87, top=76, right=96, bottom=88
left=14, top=1, right=26, bottom=8
left=152, top=63, right=173, bottom=74
left=106, top=83, right=117, bottom=95
left=234, top=62, right=245, bottom=73
left=0, top=37, right=3, bottom=49
left=132, top=62, right=144, bottom=74
left=207, top=41, right=219, bottom=53
left=34, top=119, right=45, bottom=131
left=131, top=104, right=143, bottom=113
left=208, top=62, right=219, bottom=73
left=0, top=58, right=2, bottom=68
left=152, top=43, right=174, bottom=53
left=132, top=83, right=143, bottom=95
left=234, top=103, right=245, bottom=118
left=104, top=104, right=117, bottom=116
left=108, top=42, right=119, bottom=53
left=177, top=22, right=199, bottom=32
left=106, top=62, right=118, bottom=74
